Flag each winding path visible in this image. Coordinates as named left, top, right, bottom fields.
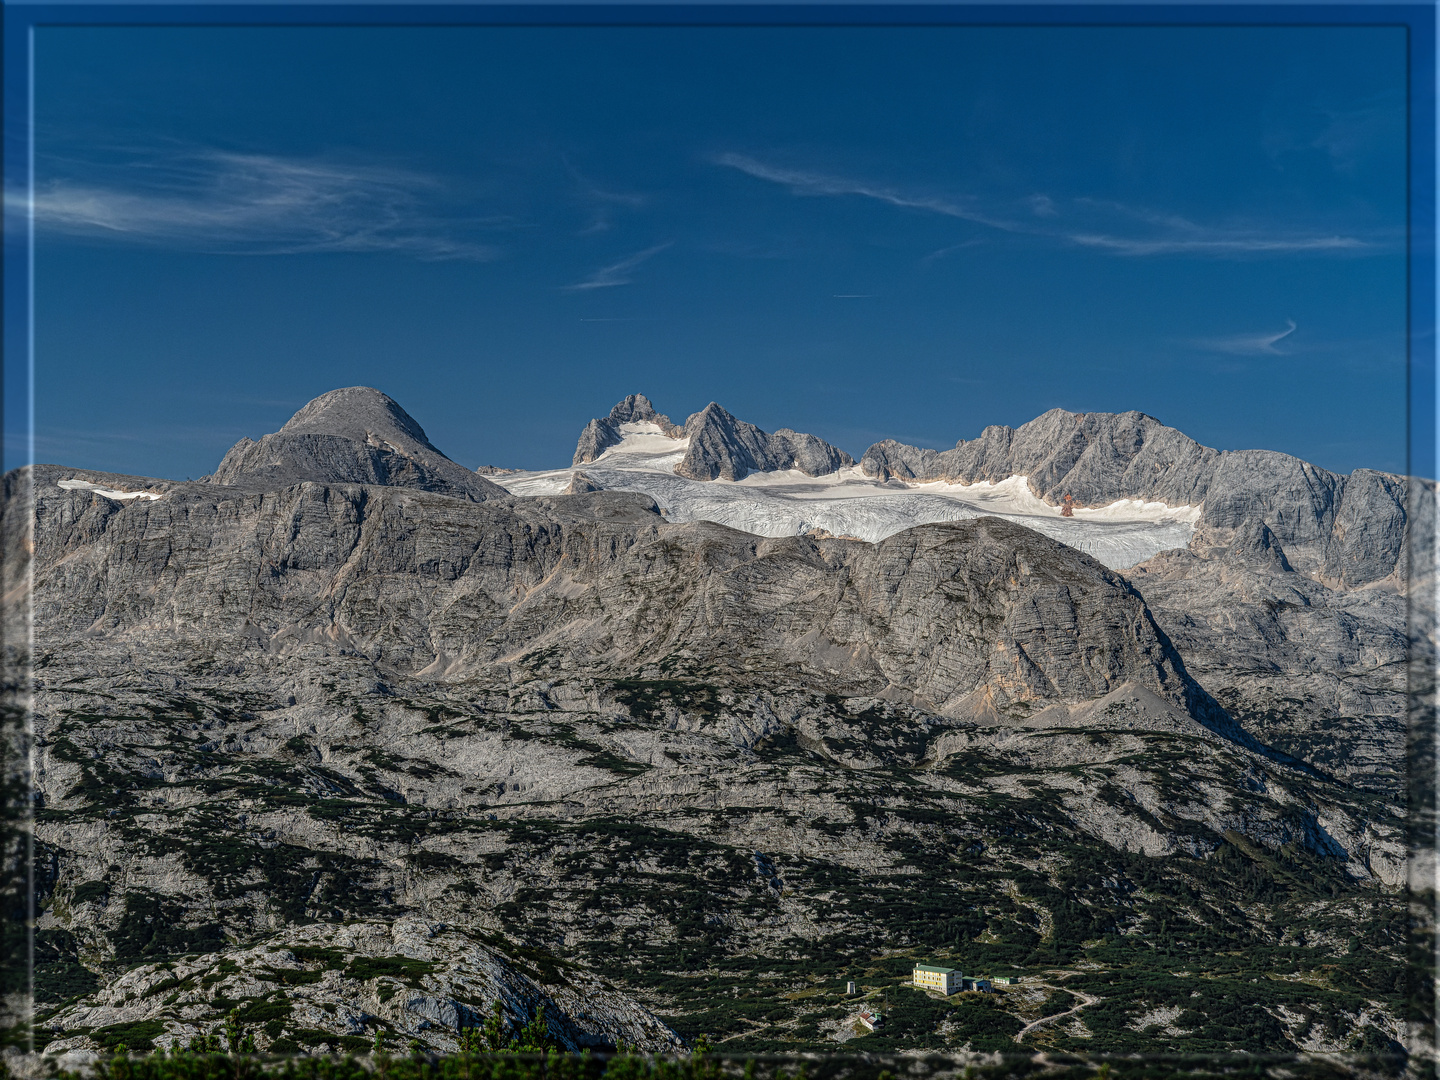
left=1013, top=984, right=1101, bottom=1044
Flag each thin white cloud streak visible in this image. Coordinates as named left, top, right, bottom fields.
left=714, top=153, right=1023, bottom=232
left=1192, top=320, right=1298, bottom=356
left=1067, top=197, right=1380, bottom=256
left=921, top=239, right=985, bottom=264
left=717, top=152, right=1381, bottom=260
left=1068, top=233, right=1369, bottom=256
left=563, top=242, right=672, bottom=290
left=8, top=151, right=499, bottom=260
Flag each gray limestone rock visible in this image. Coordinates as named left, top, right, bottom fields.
left=772, top=427, right=854, bottom=477
left=207, top=387, right=507, bottom=502
left=23, top=465, right=1188, bottom=719
left=858, top=440, right=947, bottom=482
left=574, top=396, right=856, bottom=480
left=1221, top=520, right=1294, bottom=574
left=675, top=402, right=853, bottom=481
left=572, top=417, right=622, bottom=466
left=38, top=919, right=683, bottom=1056
left=607, top=392, right=678, bottom=431
left=861, top=409, right=1217, bottom=506
left=674, top=402, right=775, bottom=481
left=1321, top=468, right=1410, bottom=588
left=861, top=408, right=1417, bottom=589
left=572, top=394, right=684, bottom=465
left=565, top=471, right=602, bottom=494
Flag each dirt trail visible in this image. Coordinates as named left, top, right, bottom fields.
left=1013, top=983, right=1101, bottom=1043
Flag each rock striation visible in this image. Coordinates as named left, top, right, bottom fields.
left=861, top=408, right=1416, bottom=588
left=27, top=464, right=1190, bottom=720
left=208, top=387, right=507, bottom=502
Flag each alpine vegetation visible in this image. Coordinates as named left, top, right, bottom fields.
left=9, top=387, right=1429, bottom=1064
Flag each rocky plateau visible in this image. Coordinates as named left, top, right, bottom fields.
left=4, top=387, right=1433, bottom=1062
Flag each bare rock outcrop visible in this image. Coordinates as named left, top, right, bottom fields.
left=207, top=387, right=507, bottom=503
left=675, top=402, right=853, bottom=481
left=861, top=408, right=1419, bottom=589
left=25, top=465, right=1191, bottom=720
left=565, top=471, right=602, bottom=494
left=572, top=394, right=683, bottom=465
left=860, top=409, right=1216, bottom=506
left=40, top=919, right=683, bottom=1060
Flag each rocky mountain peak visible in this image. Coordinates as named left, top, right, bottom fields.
left=860, top=406, right=1416, bottom=589
left=607, top=393, right=667, bottom=426
left=675, top=402, right=854, bottom=481
left=573, top=394, right=684, bottom=466
left=206, top=387, right=507, bottom=502
left=861, top=407, right=1216, bottom=508
left=276, top=386, right=434, bottom=446
left=573, top=395, right=853, bottom=480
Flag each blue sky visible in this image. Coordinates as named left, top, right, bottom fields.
left=21, top=21, right=1410, bottom=478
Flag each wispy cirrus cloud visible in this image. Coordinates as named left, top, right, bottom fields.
left=563, top=242, right=672, bottom=290
left=1069, top=233, right=1368, bottom=256
left=8, top=149, right=501, bottom=260
left=1191, top=320, right=1299, bottom=356
left=1066, top=201, right=1373, bottom=256
left=564, top=157, right=647, bottom=236
left=715, top=152, right=1384, bottom=259
left=714, top=153, right=1023, bottom=232
left=921, top=239, right=985, bottom=264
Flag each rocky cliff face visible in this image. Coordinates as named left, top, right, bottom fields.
left=10, top=388, right=1425, bottom=1059
left=27, top=464, right=1194, bottom=719
left=860, top=409, right=1416, bottom=589
left=861, top=410, right=1218, bottom=507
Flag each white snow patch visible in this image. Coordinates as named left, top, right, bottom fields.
left=490, top=426, right=1200, bottom=571
left=58, top=479, right=163, bottom=502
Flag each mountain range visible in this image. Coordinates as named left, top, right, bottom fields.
left=5, top=386, right=1432, bottom=1063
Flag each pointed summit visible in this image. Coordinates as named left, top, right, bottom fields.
left=573, top=393, right=683, bottom=465
left=675, top=402, right=853, bottom=481
left=570, top=394, right=852, bottom=480
left=606, top=394, right=673, bottom=426
left=207, top=387, right=506, bottom=501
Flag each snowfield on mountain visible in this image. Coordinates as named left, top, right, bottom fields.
left=493, top=420, right=1201, bottom=570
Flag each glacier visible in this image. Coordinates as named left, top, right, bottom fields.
left=490, top=423, right=1200, bottom=570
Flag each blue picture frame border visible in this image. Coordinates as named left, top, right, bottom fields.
left=1, top=2, right=1434, bottom=1056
